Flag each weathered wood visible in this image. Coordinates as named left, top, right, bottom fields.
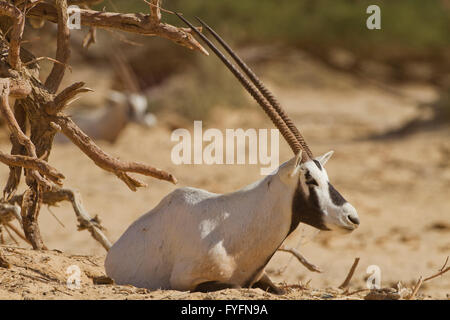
left=0, top=0, right=194, bottom=250
left=28, top=2, right=208, bottom=55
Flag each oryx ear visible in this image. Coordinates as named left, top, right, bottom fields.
left=289, top=150, right=303, bottom=178
left=315, top=150, right=334, bottom=167
left=279, top=151, right=303, bottom=184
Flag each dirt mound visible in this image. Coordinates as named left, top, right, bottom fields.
left=0, top=246, right=418, bottom=300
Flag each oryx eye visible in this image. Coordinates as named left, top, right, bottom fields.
left=304, top=171, right=319, bottom=186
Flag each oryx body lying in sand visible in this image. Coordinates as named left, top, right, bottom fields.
left=105, top=16, right=359, bottom=294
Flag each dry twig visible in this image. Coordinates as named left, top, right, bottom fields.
left=9, top=188, right=112, bottom=250
left=408, top=257, right=450, bottom=299
left=42, top=188, right=112, bottom=250
left=408, top=276, right=423, bottom=300
left=54, top=116, right=177, bottom=190
left=278, top=245, right=322, bottom=273
left=338, top=257, right=360, bottom=289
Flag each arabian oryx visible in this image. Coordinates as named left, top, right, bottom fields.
left=105, top=15, right=360, bottom=294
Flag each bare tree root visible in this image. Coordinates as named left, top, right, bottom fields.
left=7, top=188, right=112, bottom=250
left=42, top=188, right=112, bottom=251
left=21, top=186, right=46, bottom=249
left=0, top=0, right=204, bottom=250
left=3, top=102, right=27, bottom=201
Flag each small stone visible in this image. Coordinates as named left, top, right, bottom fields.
left=364, top=289, right=400, bottom=300
left=0, top=255, right=11, bottom=269
left=92, top=276, right=114, bottom=285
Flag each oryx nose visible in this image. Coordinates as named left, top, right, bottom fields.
left=347, top=214, right=360, bottom=226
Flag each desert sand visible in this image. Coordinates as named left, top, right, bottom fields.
left=0, top=55, right=449, bottom=299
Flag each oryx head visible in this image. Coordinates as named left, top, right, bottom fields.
left=281, top=150, right=359, bottom=232
left=177, top=15, right=360, bottom=233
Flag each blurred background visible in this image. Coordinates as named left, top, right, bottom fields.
left=0, top=0, right=449, bottom=297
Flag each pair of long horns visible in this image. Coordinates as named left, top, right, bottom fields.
left=176, top=14, right=313, bottom=162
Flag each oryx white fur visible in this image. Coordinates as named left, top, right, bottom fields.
left=55, top=91, right=156, bottom=144
left=105, top=151, right=359, bottom=291
left=106, top=16, right=360, bottom=292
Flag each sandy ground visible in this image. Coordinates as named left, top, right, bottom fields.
left=0, top=54, right=449, bottom=299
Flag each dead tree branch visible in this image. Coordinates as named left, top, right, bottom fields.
left=0, top=151, right=64, bottom=185
left=8, top=79, right=31, bottom=98
left=0, top=78, right=57, bottom=191
left=408, top=257, right=450, bottom=299
left=0, top=79, right=35, bottom=157
left=21, top=186, right=46, bottom=249
left=45, top=0, right=70, bottom=94
left=0, top=0, right=197, bottom=250
left=41, top=188, right=112, bottom=250
left=4, top=102, right=26, bottom=200
left=54, top=116, right=177, bottom=190
left=68, top=0, right=104, bottom=5
left=46, top=81, right=93, bottom=114
left=0, top=1, right=25, bottom=69
left=278, top=245, right=322, bottom=273
left=28, top=2, right=208, bottom=55
left=8, top=188, right=111, bottom=250
left=82, top=26, right=96, bottom=48
left=150, top=0, right=161, bottom=24
left=424, top=257, right=449, bottom=282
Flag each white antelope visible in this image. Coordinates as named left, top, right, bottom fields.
left=105, top=16, right=360, bottom=294
left=55, top=91, right=156, bottom=144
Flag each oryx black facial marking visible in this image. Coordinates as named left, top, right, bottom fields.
left=304, top=170, right=318, bottom=186
left=328, top=182, right=347, bottom=206
left=313, top=160, right=322, bottom=170
left=289, top=180, right=329, bottom=235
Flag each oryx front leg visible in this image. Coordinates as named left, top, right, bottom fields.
left=252, top=272, right=285, bottom=295
left=194, top=281, right=241, bottom=293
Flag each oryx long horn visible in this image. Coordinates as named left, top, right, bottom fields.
left=176, top=13, right=304, bottom=159
left=194, top=17, right=313, bottom=159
